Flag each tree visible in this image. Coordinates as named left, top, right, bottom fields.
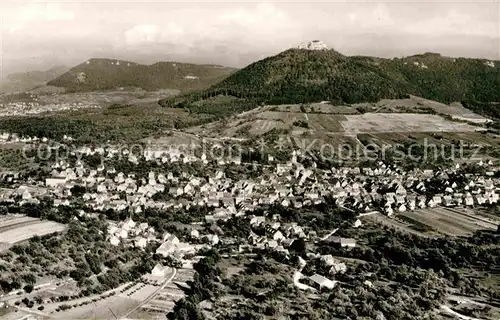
left=85, top=253, right=102, bottom=274
left=167, top=298, right=205, bottom=320
left=290, top=238, right=307, bottom=256
left=23, top=284, right=34, bottom=293
left=70, top=185, right=86, bottom=197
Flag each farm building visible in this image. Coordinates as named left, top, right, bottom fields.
left=329, top=237, right=357, bottom=248
left=308, top=274, right=337, bottom=290
left=45, top=176, right=66, bottom=187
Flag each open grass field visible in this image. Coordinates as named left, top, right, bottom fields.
left=258, top=111, right=306, bottom=122
left=53, top=295, right=138, bottom=320
left=352, top=95, right=491, bottom=121
left=290, top=133, right=360, bottom=152
left=0, top=308, right=42, bottom=320
left=0, top=215, right=39, bottom=229
left=184, top=99, right=493, bottom=148
left=182, top=106, right=500, bottom=158
left=305, top=113, right=345, bottom=132
left=340, top=113, right=478, bottom=134
left=122, top=284, right=158, bottom=301
left=0, top=216, right=66, bottom=248
left=265, top=103, right=361, bottom=114
left=40, top=282, right=133, bottom=314
left=246, top=119, right=287, bottom=136
left=398, top=207, right=499, bottom=237
left=363, top=212, right=436, bottom=238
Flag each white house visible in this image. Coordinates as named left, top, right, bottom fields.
left=465, top=194, right=474, bottom=206
left=191, top=229, right=200, bottom=239
left=273, top=231, right=285, bottom=241
left=320, top=254, right=336, bottom=266
left=135, top=237, right=147, bottom=249
left=110, top=236, right=120, bottom=246
left=45, top=177, right=66, bottom=187
left=308, top=274, right=337, bottom=290
left=151, top=264, right=169, bottom=277
left=330, top=237, right=356, bottom=248
left=428, top=199, right=436, bottom=208
left=352, top=219, right=362, bottom=228
left=250, top=216, right=266, bottom=227
left=156, top=242, right=176, bottom=257
left=118, top=229, right=128, bottom=239
left=204, top=234, right=219, bottom=246
left=162, top=233, right=180, bottom=244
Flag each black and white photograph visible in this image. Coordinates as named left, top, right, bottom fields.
left=0, top=1, right=499, bottom=319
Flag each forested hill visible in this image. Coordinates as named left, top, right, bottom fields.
left=159, top=49, right=500, bottom=115
left=47, top=58, right=236, bottom=92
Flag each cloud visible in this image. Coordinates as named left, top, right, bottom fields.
left=123, top=22, right=186, bottom=49
left=8, top=3, right=74, bottom=32
left=19, top=3, right=74, bottom=21
left=372, top=3, right=394, bottom=26
left=120, top=3, right=300, bottom=51
left=404, top=9, right=498, bottom=38
left=124, top=24, right=160, bottom=45
left=1, top=1, right=499, bottom=75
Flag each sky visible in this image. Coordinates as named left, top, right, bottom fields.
left=1, top=0, right=499, bottom=76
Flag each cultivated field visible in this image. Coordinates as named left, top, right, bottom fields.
left=167, top=95, right=500, bottom=153
left=258, top=111, right=307, bottom=122
left=246, top=119, right=288, bottom=136
left=119, top=283, right=158, bottom=301
left=340, top=113, right=478, bottom=134
left=53, top=295, right=139, bottom=319
left=304, top=113, right=345, bottom=132
left=263, top=103, right=359, bottom=114
left=189, top=104, right=484, bottom=142
left=0, top=215, right=39, bottom=229
left=245, top=111, right=346, bottom=133
left=0, top=216, right=66, bottom=248
left=399, top=207, right=499, bottom=236
left=363, top=212, right=436, bottom=238
left=352, top=95, right=490, bottom=121
left=131, top=267, right=194, bottom=318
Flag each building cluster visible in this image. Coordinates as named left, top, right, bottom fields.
left=107, top=218, right=155, bottom=248
left=0, top=101, right=99, bottom=117
left=0, top=132, right=52, bottom=144
left=0, top=143, right=496, bottom=228
left=0, top=139, right=498, bottom=293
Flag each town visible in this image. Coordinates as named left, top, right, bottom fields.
left=0, top=100, right=100, bottom=118
left=0, top=131, right=498, bottom=319
left=2, top=2, right=500, bottom=318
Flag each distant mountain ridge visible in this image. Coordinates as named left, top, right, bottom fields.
left=159, top=46, right=500, bottom=118
left=0, top=66, right=69, bottom=94
left=47, top=58, right=236, bottom=92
